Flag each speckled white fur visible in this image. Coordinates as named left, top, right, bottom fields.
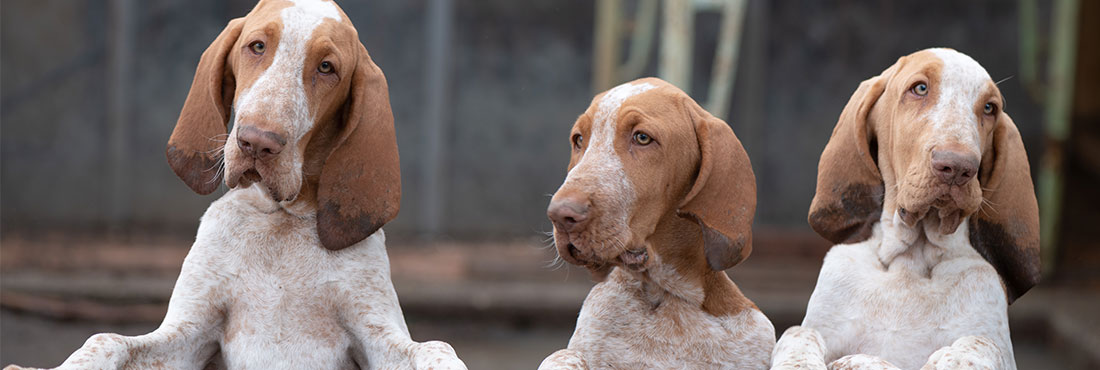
left=558, top=82, right=656, bottom=234
left=926, top=48, right=989, bottom=158
left=541, top=268, right=774, bottom=370
left=16, top=186, right=465, bottom=370
left=773, top=50, right=1015, bottom=370
left=223, top=0, right=341, bottom=202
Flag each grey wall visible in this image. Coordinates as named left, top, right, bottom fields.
left=1, top=0, right=1045, bottom=239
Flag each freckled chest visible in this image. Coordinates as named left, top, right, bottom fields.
left=567, top=269, right=771, bottom=369
left=196, top=190, right=370, bottom=369
left=807, top=234, right=1012, bottom=369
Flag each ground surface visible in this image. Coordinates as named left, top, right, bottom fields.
left=1, top=237, right=1096, bottom=369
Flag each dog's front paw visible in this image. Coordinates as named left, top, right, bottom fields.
left=829, top=354, right=900, bottom=370
left=411, top=340, right=466, bottom=370
left=538, top=349, right=587, bottom=370
left=5, top=365, right=39, bottom=370
left=921, top=336, right=1001, bottom=370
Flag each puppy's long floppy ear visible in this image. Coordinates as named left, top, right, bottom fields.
left=676, top=101, right=757, bottom=271
left=969, top=113, right=1039, bottom=303
left=807, top=60, right=900, bottom=244
left=316, top=44, right=401, bottom=250
left=166, top=18, right=243, bottom=195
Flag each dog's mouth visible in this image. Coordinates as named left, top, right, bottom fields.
left=557, top=235, right=650, bottom=276
left=226, top=162, right=298, bottom=203
left=897, top=188, right=977, bottom=234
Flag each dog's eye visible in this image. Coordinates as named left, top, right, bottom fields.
left=318, top=61, right=334, bottom=74
left=911, top=82, right=928, bottom=96
left=572, top=134, right=583, bottom=148
left=249, top=41, right=265, bottom=55
left=633, top=131, right=652, bottom=145
left=984, top=102, right=997, bottom=115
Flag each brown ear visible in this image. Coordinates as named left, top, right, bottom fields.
left=166, top=18, right=243, bottom=195
left=676, top=102, right=757, bottom=271
left=316, top=44, right=401, bottom=250
left=807, top=61, right=900, bottom=244
left=969, top=113, right=1040, bottom=303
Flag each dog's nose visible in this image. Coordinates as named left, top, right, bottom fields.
left=237, top=126, right=287, bottom=161
left=931, top=149, right=979, bottom=186
left=548, top=197, right=591, bottom=233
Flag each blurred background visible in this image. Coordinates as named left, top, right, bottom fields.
left=2, top=0, right=1097, bottom=368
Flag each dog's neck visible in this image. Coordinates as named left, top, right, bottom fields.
left=232, top=183, right=319, bottom=219
left=622, top=213, right=751, bottom=316
left=875, top=207, right=975, bottom=277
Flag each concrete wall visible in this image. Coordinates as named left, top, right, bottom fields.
left=1, top=0, right=1045, bottom=239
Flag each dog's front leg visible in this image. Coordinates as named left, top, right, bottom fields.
left=921, top=336, right=1007, bottom=370
left=343, top=300, right=466, bottom=370
left=6, top=251, right=225, bottom=370
left=771, top=326, right=829, bottom=370
left=339, top=246, right=466, bottom=370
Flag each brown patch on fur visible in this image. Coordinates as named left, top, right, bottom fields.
left=968, top=114, right=1040, bottom=303
left=808, top=184, right=885, bottom=244
left=807, top=57, right=893, bottom=244
left=315, top=44, right=400, bottom=250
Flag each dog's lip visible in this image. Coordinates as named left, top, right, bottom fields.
left=619, top=248, right=648, bottom=271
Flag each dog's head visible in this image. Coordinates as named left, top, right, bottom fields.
left=166, top=0, right=399, bottom=250
left=808, top=48, right=1039, bottom=302
left=547, top=78, right=756, bottom=280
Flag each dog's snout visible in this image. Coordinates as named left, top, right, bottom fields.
left=237, top=126, right=287, bottom=161
left=548, top=197, right=591, bottom=233
left=931, top=149, right=979, bottom=186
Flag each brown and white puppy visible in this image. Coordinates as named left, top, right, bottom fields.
left=772, top=48, right=1039, bottom=370
left=539, top=78, right=775, bottom=369
left=4, top=1, right=465, bottom=369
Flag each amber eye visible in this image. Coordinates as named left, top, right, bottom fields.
left=984, top=102, right=997, bottom=115
left=572, top=134, right=583, bottom=148
left=318, top=61, right=334, bottom=74
left=249, top=41, right=265, bottom=55
left=911, top=82, right=928, bottom=96
left=633, top=131, right=652, bottom=145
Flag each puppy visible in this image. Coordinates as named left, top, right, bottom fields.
left=540, top=78, right=775, bottom=369
left=4, top=1, right=465, bottom=369
left=772, top=48, right=1039, bottom=370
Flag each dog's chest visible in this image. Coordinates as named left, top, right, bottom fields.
left=568, top=270, right=772, bottom=369
left=194, top=191, right=372, bottom=369
left=804, top=242, right=1012, bottom=369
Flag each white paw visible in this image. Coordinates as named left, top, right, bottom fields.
left=412, top=340, right=466, bottom=370
left=538, top=349, right=587, bottom=370
left=921, top=336, right=1001, bottom=370
left=829, top=354, right=901, bottom=370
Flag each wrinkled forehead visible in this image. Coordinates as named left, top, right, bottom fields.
left=900, top=48, right=999, bottom=97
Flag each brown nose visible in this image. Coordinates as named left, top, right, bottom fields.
left=237, top=126, right=286, bottom=161
left=548, top=196, right=591, bottom=233
left=931, top=149, right=979, bottom=186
